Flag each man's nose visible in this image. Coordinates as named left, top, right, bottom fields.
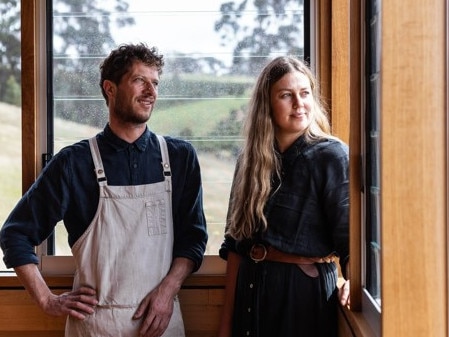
left=143, top=82, right=157, bottom=95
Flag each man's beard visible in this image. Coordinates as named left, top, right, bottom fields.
left=113, top=99, right=152, bottom=125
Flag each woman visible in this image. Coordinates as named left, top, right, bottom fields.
left=218, top=56, right=350, bottom=337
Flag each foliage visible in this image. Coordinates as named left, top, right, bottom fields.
left=194, top=107, right=246, bottom=157
left=53, top=0, right=134, bottom=57
left=215, top=0, right=304, bottom=75
left=0, top=0, right=20, bottom=103
left=4, top=75, right=21, bottom=106
left=164, top=53, right=227, bottom=75
left=53, top=65, right=108, bottom=127
left=0, top=0, right=135, bottom=104
left=51, top=0, right=135, bottom=125
left=158, top=73, right=253, bottom=103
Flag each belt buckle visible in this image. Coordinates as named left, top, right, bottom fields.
left=249, top=243, right=267, bottom=262
left=318, top=254, right=336, bottom=263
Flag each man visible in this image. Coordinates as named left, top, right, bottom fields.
left=0, top=43, right=208, bottom=337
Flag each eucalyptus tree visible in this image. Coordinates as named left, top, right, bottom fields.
left=0, top=0, right=134, bottom=115
left=215, top=0, right=304, bottom=75
left=51, top=0, right=134, bottom=126
left=0, top=0, right=20, bottom=104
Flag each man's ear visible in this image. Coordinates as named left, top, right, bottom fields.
left=103, top=80, right=116, bottom=98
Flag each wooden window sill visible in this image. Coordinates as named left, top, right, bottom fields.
left=339, top=304, right=378, bottom=337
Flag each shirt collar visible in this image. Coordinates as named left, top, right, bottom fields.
left=103, top=123, right=152, bottom=152
left=277, top=134, right=307, bottom=159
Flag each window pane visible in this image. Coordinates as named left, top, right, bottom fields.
left=0, top=1, right=21, bottom=272
left=51, top=0, right=305, bottom=256
left=365, top=0, right=381, bottom=305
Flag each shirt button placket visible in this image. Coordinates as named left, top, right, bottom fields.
left=129, top=145, right=138, bottom=183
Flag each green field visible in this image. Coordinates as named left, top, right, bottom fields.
left=149, top=97, right=247, bottom=136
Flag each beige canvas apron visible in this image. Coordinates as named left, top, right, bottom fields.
left=65, top=135, right=185, bottom=337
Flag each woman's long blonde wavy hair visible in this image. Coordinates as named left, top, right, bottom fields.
left=226, top=56, right=334, bottom=241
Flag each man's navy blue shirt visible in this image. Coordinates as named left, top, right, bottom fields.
left=0, top=124, right=208, bottom=271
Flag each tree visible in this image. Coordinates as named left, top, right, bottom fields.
left=53, top=0, right=134, bottom=57
left=0, top=0, right=21, bottom=103
left=0, top=0, right=135, bottom=110
left=165, top=53, right=226, bottom=76
left=4, top=75, right=21, bottom=106
left=215, top=0, right=304, bottom=75
left=51, top=0, right=135, bottom=125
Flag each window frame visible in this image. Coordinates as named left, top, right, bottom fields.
left=335, top=0, right=381, bottom=335
left=359, top=0, right=381, bottom=334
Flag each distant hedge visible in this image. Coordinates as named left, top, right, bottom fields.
left=159, top=73, right=253, bottom=100
left=53, top=71, right=254, bottom=129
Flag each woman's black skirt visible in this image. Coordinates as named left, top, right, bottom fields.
left=232, top=258, right=339, bottom=337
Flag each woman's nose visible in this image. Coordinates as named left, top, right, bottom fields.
left=292, top=95, right=303, bottom=108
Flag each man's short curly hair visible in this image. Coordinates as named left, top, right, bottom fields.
left=99, top=43, right=164, bottom=104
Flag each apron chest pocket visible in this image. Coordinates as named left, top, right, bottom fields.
left=145, top=199, right=168, bottom=236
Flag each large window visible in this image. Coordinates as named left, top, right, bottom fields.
left=39, top=0, right=307, bottom=269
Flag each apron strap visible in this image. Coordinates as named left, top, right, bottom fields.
left=156, top=135, right=172, bottom=192
left=88, top=135, right=172, bottom=189
left=88, top=137, right=107, bottom=185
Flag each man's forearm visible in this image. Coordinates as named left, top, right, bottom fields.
left=159, top=257, right=195, bottom=297
left=15, top=263, right=98, bottom=319
left=15, top=264, right=53, bottom=308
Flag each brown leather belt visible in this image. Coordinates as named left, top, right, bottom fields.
left=249, top=243, right=336, bottom=264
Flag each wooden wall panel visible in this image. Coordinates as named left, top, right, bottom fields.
left=315, top=0, right=351, bottom=144
left=316, top=0, right=332, bottom=114
left=381, top=0, right=447, bottom=336
left=0, top=287, right=224, bottom=337
left=180, top=289, right=224, bottom=336
left=0, top=275, right=226, bottom=337
left=0, top=290, right=66, bottom=336
left=330, top=0, right=350, bottom=144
